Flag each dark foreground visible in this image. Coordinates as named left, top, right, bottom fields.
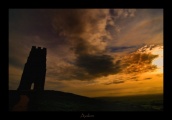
left=9, top=90, right=163, bottom=111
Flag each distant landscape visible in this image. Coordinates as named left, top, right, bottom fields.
left=9, top=90, right=163, bottom=111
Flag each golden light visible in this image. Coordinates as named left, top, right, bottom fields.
left=151, top=46, right=163, bottom=73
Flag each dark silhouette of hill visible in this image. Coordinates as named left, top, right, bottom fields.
left=9, top=90, right=163, bottom=111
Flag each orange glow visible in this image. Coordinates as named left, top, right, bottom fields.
left=152, top=46, right=163, bottom=73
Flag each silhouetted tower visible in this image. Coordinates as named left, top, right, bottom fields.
left=18, top=46, right=46, bottom=91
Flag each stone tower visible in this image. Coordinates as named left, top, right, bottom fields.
left=18, top=46, right=46, bottom=91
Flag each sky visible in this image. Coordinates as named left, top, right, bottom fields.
left=9, top=9, right=163, bottom=97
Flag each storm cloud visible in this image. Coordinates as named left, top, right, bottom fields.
left=52, top=9, right=110, bottom=54
left=76, top=54, right=121, bottom=78
left=9, top=9, right=163, bottom=97
left=51, top=9, right=124, bottom=80
left=121, top=50, right=159, bottom=74
left=51, top=9, right=161, bottom=80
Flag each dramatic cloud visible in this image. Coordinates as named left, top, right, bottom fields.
left=46, top=54, right=121, bottom=81
left=9, top=9, right=163, bottom=97
left=52, top=9, right=110, bottom=54
left=52, top=9, right=139, bottom=56
left=51, top=9, right=124, bottom=80
left=75, top=54, right=121, bottom=80
left=121, top=46, right=159, bottom=74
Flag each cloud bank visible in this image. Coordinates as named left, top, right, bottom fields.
left=9, top=9, right=163, bottom=95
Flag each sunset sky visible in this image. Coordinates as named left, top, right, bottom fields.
left=9, top=9, right=163, bottom=97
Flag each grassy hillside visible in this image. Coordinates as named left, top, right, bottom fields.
left=9, top=90, right=163, bottom=111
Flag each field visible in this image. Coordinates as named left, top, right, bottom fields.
left=9, top=90, right=163, bottom=111
left=95, top=94, right=163, bottom=111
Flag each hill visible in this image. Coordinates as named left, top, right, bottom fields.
left=9, top=90, right=163, bottom=111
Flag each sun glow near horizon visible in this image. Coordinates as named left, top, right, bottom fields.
left=152, top=46, right=163, bottom=73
